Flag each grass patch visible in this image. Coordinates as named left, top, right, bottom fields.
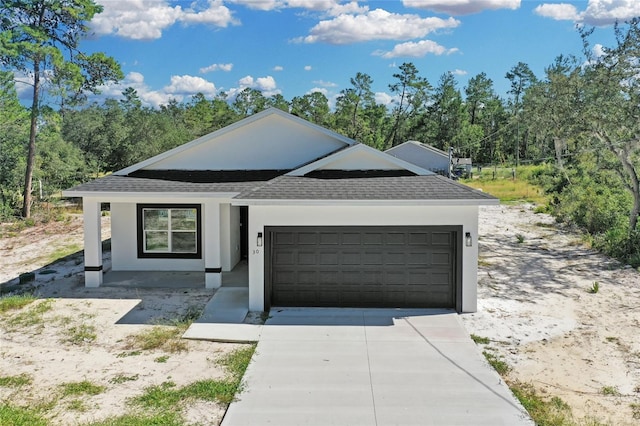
left=470, top=334, right=490, bottom=345
left=85, top=411, right=183, bottom=426
left=154, top=355, right=169, bottom=363
left=600, top=386, right=621, bottom=396
left=463, top=178, right=547, bottom=205
left=43, top=243, right=82, bottom=265
left=589, top=282, right=600, bottom=294
left=0, top=374, right=32, bottom=388
left=60, top=380, right=106, bottom=397
left=116, top=350, right=142, bottom=358
left=630, top=403, right=640, bottom=419
left=66, top=399, right=88, bottom=412
left=0, top=294, right=37, bottom=313
left=125, top=326, right=187, bottom=353
left=63, top=324, right=98, bottom=345
left=0, top=403, right=47, bottom=426
left=482, top=350, right=511, bottom=375
left=62, top=323, right=97, bottom=345
left=132, top=345, right=256, bottom=410
left=4, top=299, right=53, bottom=330
left=109, top=374, right=139, bottom=385
left=510, top=381, right=574, bottom=426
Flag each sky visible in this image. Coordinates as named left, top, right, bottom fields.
left=23, top=0, right=640, bottom=108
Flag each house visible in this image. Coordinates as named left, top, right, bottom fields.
left=64, top=108, right=498, bottom=313
left=385, top=141, right=450, bottom=176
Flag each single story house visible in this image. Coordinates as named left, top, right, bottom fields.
left=385, top=141, right=450, bottom=176
left=64, top=108, right=497, bottom=313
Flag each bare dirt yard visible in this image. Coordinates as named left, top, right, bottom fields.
left=462, top=204, right=640, bottom=425
left=0, top=215, right=246, bottom=425
left=1, top=205, right=640, bottom=425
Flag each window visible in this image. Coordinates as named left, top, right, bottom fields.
left=137, top=204, right=201, bottom=259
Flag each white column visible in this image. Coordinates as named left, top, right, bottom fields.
left=204, top=200, right=222, bottom=289
left=83, top=198, right=103, bottom=287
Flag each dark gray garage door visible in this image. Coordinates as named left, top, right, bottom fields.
left=266, top=226, right=460, bottom=309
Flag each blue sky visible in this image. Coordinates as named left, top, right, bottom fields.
left=38, top=0, right=640, bottom=108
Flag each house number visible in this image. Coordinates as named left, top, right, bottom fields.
left=252, top=249, right=260, bottom=255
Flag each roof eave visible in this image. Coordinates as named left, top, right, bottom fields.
left=231, top=198, right=500, bottom=206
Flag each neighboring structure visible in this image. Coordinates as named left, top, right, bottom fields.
left=385, top=141, right=450, bottom=176
left=64, top=108, right=498, bottom=313
left=453, top=157, right=473, bottom=178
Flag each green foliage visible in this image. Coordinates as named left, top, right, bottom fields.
left=0, top=404, right=47, bottom=426
left=0, top=374, right=32, bottom=388
left=125, top=326, right=187, bottom=353
left=0, top=294, right=37, bottom=313
left=589, top=282, right=600, bottom=294
left=132, top=344, right=256, bottom=409
left=60, top=380, right=106, bottom=397
left=482, top=350, right=511, bottom=375
left=85, top=412, right=183, bottom=426
left=470, top=334, right=490, bottom=344
left=4, top=299, right=53, bottom=330
left=510, top=381, right=574, bottom=426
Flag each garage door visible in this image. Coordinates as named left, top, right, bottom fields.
left=266, top=226, right=459, bottom=309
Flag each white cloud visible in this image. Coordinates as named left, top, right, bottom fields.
left=228, top=0, right=366, bottom=15
left=273, top=65, right=284, bottom=71
left=313, top=80, right=338, bottom=87
left=296, top=9, right=460, bottom=44
left=92, top=0, right=238, bottom=40
left=375, top=92, right=394, bottom=106
left=304, top=65, right=313, bottom=71
left=229, top=75, right=280, bottom=98
left=95, top=72, right=218, bottom=107
left=452, top=69, right=468, bottom=76
left=535, top=0, right=640, bottom=26
left=375, top=40, right=458, bottom=58
left=164, top=75, right=217, bottom=96
left=533, top=3, right=579, bottom=21
left=308, top=87, right=328, bottom=95
left=403, top=0, right=520, bottom=15
left=200, top=63, right=234, bottom=73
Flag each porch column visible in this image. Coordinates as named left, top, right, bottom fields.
left=204, top=200, right=222, bottom=289
left=83, top=198, right=103, bottom=287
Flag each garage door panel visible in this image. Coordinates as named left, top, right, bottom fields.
left=268, top=226, right=457, bottom=309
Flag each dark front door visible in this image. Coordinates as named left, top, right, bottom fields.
left=266, top=226, right=459, bottom=310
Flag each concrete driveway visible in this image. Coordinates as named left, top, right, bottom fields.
left=221, top=308, right=532, bottom=426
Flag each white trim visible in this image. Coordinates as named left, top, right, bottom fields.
left=115, top=108, right=357, bottom=175
left=287, top=144, right=434, bottom=176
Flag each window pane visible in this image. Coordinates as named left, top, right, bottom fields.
left=171, top=209, right=197, bottom=230
left=172, top=231, right=196, bottom=253
left=145, top=231, right=169, bottom=252
left=144, top=209, right=168, bottom=230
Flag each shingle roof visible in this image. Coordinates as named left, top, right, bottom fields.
left=64, top=174, right=268, bottom=194
left=234, top=174, right=497, bottom=202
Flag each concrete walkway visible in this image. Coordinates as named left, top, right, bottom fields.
left=221, top=308, right=533, bottom=426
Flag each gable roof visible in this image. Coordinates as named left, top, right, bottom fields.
left=116, top=108, right=356, bottom=175
left=288, top=144, right=433, bottom=176
left=386, top=141, right=449, bottom=159
left=233, top=174, right=497, bottom=205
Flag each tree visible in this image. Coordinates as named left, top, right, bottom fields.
left=0, top=70, right=28, bottom=217
left=233, top=87, right=267, bottom=117
left=334, top=72, right=376, bottom=141
left=386, top=62, right=430, bottom=148
left=505, top=62, right=537, bottom=165
left=580, top=19, right=640, bottom=233
left=0, top=0, right=122, bottom=218
left=291, top=92, right=330, bottom=125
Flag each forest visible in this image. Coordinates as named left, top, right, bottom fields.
left=1, top=1, right=640, bottom=266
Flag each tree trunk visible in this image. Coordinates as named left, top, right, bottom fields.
left=22, top=61, right=40, bottom=219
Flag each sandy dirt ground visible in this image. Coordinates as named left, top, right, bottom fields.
left=1, top=206, right=640, bottom=425
left=0, top=215, right=241, bottom=425
left=462, top=204, right=640, bottom=425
